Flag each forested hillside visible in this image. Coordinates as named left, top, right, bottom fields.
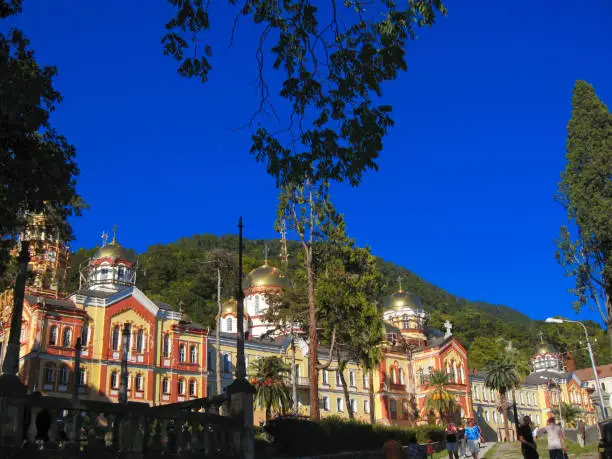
left=66, top=234, right=611, bottom=370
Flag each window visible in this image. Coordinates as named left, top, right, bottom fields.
left=44, top=363, right=55, bottom=383
left=322, top=369, right=329, bottom=385
left=163, top=334, right=170, bottom=358
left=389, top=399, right=397, bottom=419
left=398, top=368, right=405, bottom=385
left=136, top=329, right=144, bottom=353
left=402, top=314, right=410, bottom=329
left=520, top=392, right=525, bottom=405
left=336, top=397, right=344, bottom=412
left=485, top=411, right=490, bottom=422
left=189, top=380, right=197, bottom=396
left=364, top=399, right=370, bottom=413
left=322, top=396, right=330, bottom=411
left=179, top=344, right=186, bottom=363
left=162, top=378, right=169, bottom=394
left=336, top=371, right=342, bottom=386
left=80, top=323, right=89, bottom=346
left=459, top=366, right=465, bottom=384
left=418, top=369, right=425, bottom=386
left=490, top=389, right=495, bottom=401
left=223, top=354, right=231, bottom=373
left=493, top=412, right=499, bottom=423
left=603, top=382, right=607, bottom=391
left=227, top=317, right=233, bottom=332
left=363, top=372, right=369, bottom=388
left=59, top=366, right=69, bottom=385
left=112, top=326, right=120, bottom=351
left=349, top=371, right=356, bottom=387
left=79, top=369, right=86, bottom=386
left=111, top=372, right=118, bottom=389
left=254, top=295, right=261, bottom=315
left=474, top=385, right=480, bottom=400
left=62, top=327, right=72, bottom=347
left=536, top=414, right=540, bottom=424
left=49, top=325, right=58, bottom=345
left=136, top=374, right=144, bottom=391
left=100, top=268, right=109, bottom=281
left=118, top=266, right=126, bottom=281
left=178, top=379, right=185, bottom=395
left=402, top=399, right=409, bottom=419
left=190, top=345, right=197, bottom=364
left=350, top=399, right=357, bottom=414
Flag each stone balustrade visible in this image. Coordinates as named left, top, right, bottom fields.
left=0, top=391, right=241, bottom=458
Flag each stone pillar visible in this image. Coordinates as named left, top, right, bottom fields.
left=228, top=379, right=255, bottom=459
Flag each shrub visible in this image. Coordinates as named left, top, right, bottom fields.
left=264, top=416, right=444, bottom=456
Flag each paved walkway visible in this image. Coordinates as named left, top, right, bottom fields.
left=478, top=442, right=599, bottom=458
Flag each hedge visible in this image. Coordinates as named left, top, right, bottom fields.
left=264, top=416, right=445, bottom=457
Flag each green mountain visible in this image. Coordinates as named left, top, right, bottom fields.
left=66, top=233, right=610, bottom=370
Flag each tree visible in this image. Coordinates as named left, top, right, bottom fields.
left=316, top=242, right=384, bottom=420
left=162, top=0, right=447, bottom=188
left=275, top=181, right=343, bottom=420
left=556, top=80, right=612, bottom=348
left=249, top=356, right=292, bottom=423
left=484, top=357, right=520, bottom=442
left=424, top=370, right=457, bottom=423
left=1, top=1, right=83, bottom=283
left=552, top=402, right=581, bottom=428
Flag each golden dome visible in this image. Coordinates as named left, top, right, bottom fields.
left=534, top=342, right=558, bottom=355
left=218, top=298, right=249, bottom=318
left=243, top=264, right=290, bottom=290
left=92, top=241, right=136, bottom=264
left=383, top=290, right=423, bottom=312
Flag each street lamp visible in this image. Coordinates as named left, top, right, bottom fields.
left=545, top=317, right=607, bottom=419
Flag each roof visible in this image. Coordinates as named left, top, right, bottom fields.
left=242, top=264, right=290, bottom=289
left=74, top=288, right=118, bottom=299
left=523, top=370, right=570, bottom=386
left=152, top=300, right=173, bottom=311
left=574, top=364, right=612, bottom=382
left=25, top=295, right=75, bottom=309
left=383, top=290, right=423, bottom=312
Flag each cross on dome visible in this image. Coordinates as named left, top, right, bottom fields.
left=111, top=224, right=118, bottom=244
left=397, top=275, right=403, bottom=292
left=537, top=330, right=545, bottom=344
left=263, top=245, right=270, bottom=265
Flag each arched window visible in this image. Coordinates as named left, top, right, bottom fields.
left=493, top=412, right=499, bottom=423
left=62, top=328, right=72, bottom=347
left=136, top=374, right=144, bottom=391
left=459, top=366, right=465, bottom=384
left=474, top=385, right=480, bottom=400
left=520, top=392, right=525, bottom=405
left=118, top=266, right=126, bottom=281
left=44, top=363, right=55, bottom=383
left=136, top=329, right=144, bottom=353
left=59, top=366, right=69, bottom=385
left=163, top=334, right=170, bottom=357
left=79, top=369, right=86, bottom=386
left=190, top=345, right=197, bottom=364
left=402, top=314, right=409, bottom=329
left=389, top=399, right=397, bottom=419
left=418, top=369, right=425, bottom=386
left=603, top=382, right=607, bottom=391
left=402, top=399, right=409, bottom=419
left=227, top=317, right=233, bottom=332
left=162, top=377, right=169, bottom=394
left=49, top=325, right=58, bottom=345
left=80, top=323, right=89, bottom=346
left=189, top=379, right=197, bottom=396
left=111, top=371, right=118, bottom=389
left=254, top=295, right=261, bottom=315
left=178, top=379, right=185, bottom=395
left=179, top=344, right=186, bottom=363
left=490, top=389, right=495, bottom=401
left=112, top=326, right=120, bottom=351
left=223, top=354, right=231, bottom=373
left=485, top=411, right=490, bottom=422
left=398, top=368, right=405, bottom=385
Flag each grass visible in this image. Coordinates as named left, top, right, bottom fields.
left=483, top=438, right=599, bottom=458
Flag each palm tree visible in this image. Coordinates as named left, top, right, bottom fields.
left=249, top=356, right=293, bottom=423
left=552, top=402, right=582, bottom=428
left=485, top=357, right=520, bottom=442
left=424, top=370, right=457, bottom=423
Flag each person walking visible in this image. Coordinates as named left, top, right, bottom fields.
left=537, top=417, right=566, bottom=459
left=383, top=438, right=406, bottom=459
left=446, top=423, right=459, bottom=459
left=518, top=415, right=539, bottom=459
left=457, top=424, right=467, bottom=458
left=464, top=420, right=483, bottom=459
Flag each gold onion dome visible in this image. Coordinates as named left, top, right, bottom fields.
left=243, top=264, right=290, bottom=289
left=534, top=341, right=558, bottom=355
left=92, top=240, right=136, bottom=264
left=220, top=298, right=240, bottom=316
left=383, top=290, right=423, bottom=312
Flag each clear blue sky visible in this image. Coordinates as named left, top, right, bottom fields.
left=6, top=0, right=611, bottom=325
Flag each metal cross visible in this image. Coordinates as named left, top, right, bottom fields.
left=112, top=224, right=118, bottom=243
left=263, top=245, right=270, bottom=264
left=397, top=276, right=403, bottom=291
left=537, top=330, right=545, bottom=343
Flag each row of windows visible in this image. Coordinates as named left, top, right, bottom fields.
left=473, top=385, right=538, bottom=407
left=48, top=324, right=89, bottom=348
left=321, top=369, right=368, bottom=388
left=109, top=371, right=147, bottom=392
left=388, top=398, right=414, bottom=420
left=162, top=334, right=199, bottom=363
left=43, top=363, right=86, bottom=386
left=107, top=372, right=198, bottom=396
left=111, top=326, right=146, bottom=353
left=321, top=396, right=369, bottom=414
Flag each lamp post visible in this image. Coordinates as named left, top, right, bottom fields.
left=545, top=317, right=607, bottom=420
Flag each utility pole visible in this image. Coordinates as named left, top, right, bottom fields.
left=73, top=337, right=82, bottom=446
left=119, top=323, right=131, bottom=404
left=0, top=240, right=30, bottom=393
left=235, top=217, right=246, bottom=381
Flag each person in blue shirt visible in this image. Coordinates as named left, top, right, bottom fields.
left=464, top=420, right=484, bottom=459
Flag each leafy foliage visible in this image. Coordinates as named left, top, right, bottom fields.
left=0, top=2, right=83, bottom=285
left=485, top=356, right=521, bottom=439
left=249, top=356, right=292, bottom=423
left=556, top=80, right=612, bottom=346
left=162, top=0, right=447, bottom=187
left=424, top=370, right=457, bottom=422
left=264, top=415, right=444, bottom=456
left=551, top=402, right=582, bottom=428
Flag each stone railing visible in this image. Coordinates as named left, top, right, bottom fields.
left=0, top=391, right=242, bottom=458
